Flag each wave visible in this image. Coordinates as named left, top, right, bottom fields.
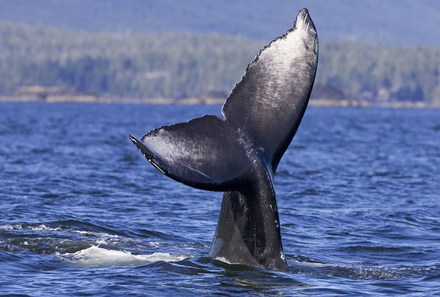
left=289, top=259, right=440, bottom=280
left=0, top=221, right=190, bottom=268
left=2, top=222, right=438, bottom=280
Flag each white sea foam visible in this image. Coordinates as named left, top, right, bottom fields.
left=1, top=224, right=61, bottom=232
left=214, top=256, right=232, bottom=265
left=30, top=224, right=62, bottom=231
left=0, top=223, right=63, bottom=232
left=0, top=224, right=23, bottom=230
left=63, top=245, right=189, bottom=266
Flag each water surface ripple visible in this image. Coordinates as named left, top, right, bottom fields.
left=1, top=103, right=439, bottom=296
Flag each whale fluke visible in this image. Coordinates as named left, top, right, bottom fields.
left=130, top=8, right=318, bottom=271
left=129, top=116, right=248, bottom=191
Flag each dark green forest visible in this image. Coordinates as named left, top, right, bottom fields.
left=1, top=22, right=440, bottom=106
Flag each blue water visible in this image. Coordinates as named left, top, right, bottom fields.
left=1, top=102, right=439, bottom=296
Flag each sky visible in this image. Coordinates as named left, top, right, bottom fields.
left=1, top=0, right=440, bottom=45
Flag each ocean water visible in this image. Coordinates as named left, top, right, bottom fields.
left=1, top=102, right=439, bottom=296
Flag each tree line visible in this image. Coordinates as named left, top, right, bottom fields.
left=1, top=22, right=440, bottom=106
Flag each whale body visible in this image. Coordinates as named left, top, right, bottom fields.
left=130, top=8, right=318, bottom=271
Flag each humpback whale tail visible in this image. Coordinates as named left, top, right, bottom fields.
left=130, top=8, right=318, bottom=271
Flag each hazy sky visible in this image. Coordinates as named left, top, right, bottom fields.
left=1, top=0, right=439, bottom=45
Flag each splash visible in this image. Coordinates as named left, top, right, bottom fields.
left=61, top=245, right=189, bottom=266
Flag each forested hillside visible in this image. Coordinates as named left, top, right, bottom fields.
left=1, top=22, right=440, bottom=106
left=0, top=23, right=261, bottom=99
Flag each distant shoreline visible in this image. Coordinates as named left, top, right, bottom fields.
left=0, top=95, right=438, bottom=109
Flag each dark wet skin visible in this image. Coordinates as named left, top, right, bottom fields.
left=130, top=8, right=318, bottom=272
